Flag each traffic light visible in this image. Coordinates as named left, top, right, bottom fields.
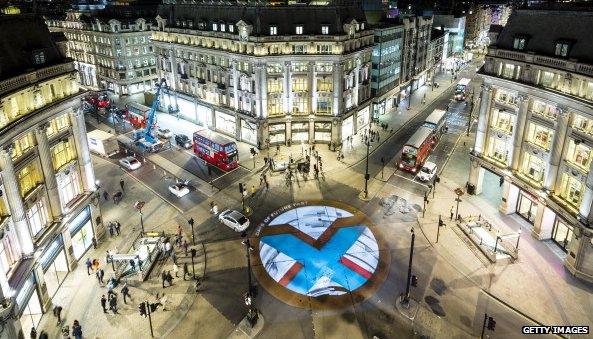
left=239, top=183, right=244, bottom=193
left=188, top=218, right=194, bottom=227
left=487, top=316, right=496, bottom=331
left=438, top=216, right=445, bottom=227
left=411, top=275, right=418, bottom=287
left=139, top=302, right=147, bottom=317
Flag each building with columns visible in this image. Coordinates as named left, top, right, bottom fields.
left=46, top=8, right=158, bottom=95
left=468, top=9, right=593, bottom=283
left=152, top=1, right=373, bottom=147
left=0, top=15, right=102, bottom=337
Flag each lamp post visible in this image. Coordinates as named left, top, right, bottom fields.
left=242, top=238, right=258, bottom=327
left=188, top=218, right=195, bottom=245
left=515, top=229, right=522, bottom=251
left=403, top=228, right=415, bottom=307
left=134, top=201, right=146, bottom=235
left=455, top=196, right=461, bottom=221
left=363, top=134, right=371, bottom=199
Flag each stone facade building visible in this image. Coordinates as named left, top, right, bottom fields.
left=152, top=2, right=374, bottom=147
left=469, top=9, right=593, bottom=283
left=0, top=14, right=102, bottom=338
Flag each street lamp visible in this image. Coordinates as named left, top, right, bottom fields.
left=242, top=238, right=258, bottom=327
left=134, top=201, right=146, bottom=235
left=402, top=228, right=416, bottom=307
left=188, top=218, right=195, bottom=245
left=515, top=229, right=522, bottom=251
left=363, top=133, right=371, bottom=199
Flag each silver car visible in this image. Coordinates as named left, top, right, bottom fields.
left=218, top=209, right=250, bottom=232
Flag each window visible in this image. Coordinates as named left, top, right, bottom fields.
left=486, top=137, right=510, bottom=164
left=566, top=139, right=592, bottom=170
left=213, top=23, right=218, bottom=31
left=540, top=71, right=557, bottom=88
left=291, top=77, right=308, bottom=92
left=292, top=97, right=308, bottom=114
left=267, top=99, right=283, bottom=116
left=573, top=114, right=593, bottom=136
left=559, top=173, right=583, bottom=207
left=317, top=100, right=332, bottom=114
left=0, top=234, right=18, bottom=275
left=51, top=140, right=76, bottom=171
left=34, top=52, right=45, bottom=65
left=521, top=153, right=545, bottom=183
left=321, top=25, right=329, bottom=35
left=229, top=24, right=234, bottom=33
left=317, top=45, right=332, bottom=54
left=490, top=109, right=514, bottom=133
left=46, top=114, right=71, bottom=137
left=526, top=123, right=553, bottom=150
left=292, top=45, right=305, bottom=54
left=317, top=78, right=333, bottom=92
left=513, top=37, right=526, bottom=50
left=58, top=169, right=81, bottom=207
left=18, top=162, right=42, bottom=197
left=296, top=25, right=303, bottom=35
left=270, top=26, right=277, bottom=36
left=267, top=78, right=283, bottom=94
left=11, top=132, right=35, bottom=160
left=502, top=63, right=520, bottom=79
left=26, top=198, right=49, bottom=237
left=220, top=24, right=226, bottom=32
left=555, top=42, right=570, bottom=57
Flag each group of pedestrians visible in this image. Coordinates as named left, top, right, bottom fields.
left=107, top=221, right=121, bottom=237
left=101, top=178, right=126, bottom=204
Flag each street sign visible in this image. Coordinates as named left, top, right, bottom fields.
left=134, top=201, right=145, bottom=210
left=454, top=188, right=464, bottom=197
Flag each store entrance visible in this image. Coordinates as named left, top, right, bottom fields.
left=552, top=218, right=574, bottom=252
left=19, top=291, right=42, bottom=338
left=44, top=250, right=69, bottom=298
left=517, top=192, right=538, bottom=224
left=481, top=169, right=503, bottom=207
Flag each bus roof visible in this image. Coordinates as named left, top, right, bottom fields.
left=458, top=78, right=471, bottom=86
left=405, top=126, right=434, bottom=149
left=425, top=109, right=447, bottom=127
left=194, top=129, right=236, bottom=146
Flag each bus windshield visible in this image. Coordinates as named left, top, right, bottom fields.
left=455, top=84, right=466, bottom=94
left=224, top=144, right=237, bottom=153
left=401, top=146, right=417, bottom=166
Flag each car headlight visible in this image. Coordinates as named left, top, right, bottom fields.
left=411, top=168, right=416, bottom=173
left=399, top=163, right=403, bottom=168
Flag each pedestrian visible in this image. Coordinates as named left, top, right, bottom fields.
left=92, top=237, right=97, bottom=249
left=108, top=294, right=118, bottom=314
left=450, top=206, right=454, bottom=221
left=103, top=191, right=109, bottom=201
left=97, top=268, right=105, bottom=284
left=115, top=221, right=121, bottom=235
left=85, top=258, right=92, bottom=275
left=30, top=327, right=37, bottom=339
left=72, top=320, right=82, bottom=339
left=183, top=262, right=189, bottom=280
left=162, top=271, right=167, bottom=288
left=176, top=225, right=182, bottom=239
left=100, top=295, right=107, bottom=313
left=119, top=178, right=125, bottom=192
left=319, top=162, right=323, bottom=172
left=166, top=271, right=174, bottom=286
left=38, top=331, right=48, bottom=339
left=108, top=222, right=114, bottom=237
left=173, top=263, right=179, bottom=278
left=121, top=284, right=131, bottom=304
left=130, top=259, right=136, bottom=272
left=53, top=305, right=63, bottom=325
left=182, top=240, right=188, bottom=256
left=171, top=251, right=177, bottom=265
left=165, top=241, right=172, bottom=257
left=106, top=250, right=111, bottom=264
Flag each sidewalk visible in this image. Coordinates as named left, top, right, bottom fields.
left=413, top=129, right=593, bottom=333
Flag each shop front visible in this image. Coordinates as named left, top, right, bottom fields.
left=176, top=97, right=197, bottom=122
left=241, top=119, right=258, bottom=145
left=197, top=103, right=211, bottom=127
left=291, top=122, right=309, bottom=143
left=39, top=235, right=68, bottom=299
left=551, top=217, right=574, bottom=252
left=69, top=206, right=94, bottom=260
left=517, top=191, right=539, bottom=225
left=17, top=274, right=42, bottom=339
left=341, top=115, right=354, bottom=142
left=269, top=123, right=286, bottom=145
left=356, top=106, right=370, bottom=132
left=314, top=122, right=332, bottom=143
left=215, top=111, right=237, bottom=137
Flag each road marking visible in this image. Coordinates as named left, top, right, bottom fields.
left=391, top=172, right=431, bottom=189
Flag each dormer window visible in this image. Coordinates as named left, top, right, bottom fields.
left=321, top=25, right=329, bottom=35
left=270, top=26, right=277, bottom=36
left=34, top=51, right=45, bottom=65
left=213, top=23, right=218, bottom=31
left=361, top=23, right=365, bottom=30
left=229, top=24, right=234, bottom=33
left=513, top=36, right=526, bottom=50
left=221, top=23, right=226, bottom=32
left=296, top=25, right=303, bottom=35
left=555, top=41, right=571, bottom=57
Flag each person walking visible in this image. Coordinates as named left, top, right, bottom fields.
left=108, top=294, right=118, bottom=314
left=30, top=327, right=37, bottom=339
left=182, top=240, right=188, bottom=256
left=166, top=271, right=174, bottom=286
left=97, top=268, right=105, bottom=285
left=161, top=271, right=167, bottom=288
left=450, top=206, right=454, bottom=221
left=103, top=191, right=109, bottom=201
left=119, top=178, right=125, bottom=192
left=171, top=251, right=177, bottom=265
left=121, top=284, right=131, bottom=304
left=53, top=305, right=63, bottom=325
left=108, top=222, right=114, bottom=237
left=100, top=295, right=107, bottom=313
left=172, top=263, right=179, bottom=278
left=85, top=258, right=92, bottom=275
left=183, top=262, right=189, bottom=280
left=164, top=241, right=172, bottom=257
left=115, top=221, right=121, bottom=236
left=71, top=320, right=82, bottom=339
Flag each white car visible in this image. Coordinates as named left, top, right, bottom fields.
left=417, top=162, right=437, bottom=182
left=168, top=183, right=190, bottom=198
left=218, top=209, right=250, bottom=232
left=156, top=128, right=173, bottom=139
left=119, top=156, right=142, bottom=170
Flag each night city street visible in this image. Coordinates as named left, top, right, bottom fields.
left=0, top=1, right=593, bottom=339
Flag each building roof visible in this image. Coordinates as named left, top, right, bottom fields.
left=157, top=3, right=368, bottom=36
left=495, top=9, right=593, bottom=64
left=0, top=14, right=66, bottom=82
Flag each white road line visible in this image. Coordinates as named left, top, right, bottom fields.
left=391, top=172, right=431, bottom=189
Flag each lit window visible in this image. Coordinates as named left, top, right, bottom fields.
left=296, top=25, right=303, bottom=35
left=221, top=24, right=226, bottom=32
left=321, top=25, right=329, bottom=35
left=26, top=198, right=49, bottom=237
left=213, top=23, right=218, bottom=31
left=34, top=52, right=45, bottom=65
left=555, top=42, right=570, bottom=57
left=513, top=37, right=526, bottom=50
left=229, top=24, right=234, bottom=33
left=270, top=26, right=277, bottom=36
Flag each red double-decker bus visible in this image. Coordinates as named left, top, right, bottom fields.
left=398, top=126, right=435, bottom=173
left=193, top=130, right=238, bottom=171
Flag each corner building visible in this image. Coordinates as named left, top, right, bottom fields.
left=152, top=2, right=374, bottom=147
left=468, top=9, right=593, bottom=283
left=0, top=15, right=103, bottom=337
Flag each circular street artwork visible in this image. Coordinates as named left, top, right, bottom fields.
left=252, top=200, right=390, bottom=309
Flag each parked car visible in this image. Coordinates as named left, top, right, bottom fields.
left=168, top=183, right=190, bottom=198
left=156, top=128, right=173, bottom=139
left=417, top=162, right=437, bottom=182
left=119, top=156, right=142, bottom=170
left=218, top=210, right=250, bottom=232
left=175, top=134, right=192, bottom=149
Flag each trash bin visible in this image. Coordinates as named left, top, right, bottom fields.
left=467, top=183, right=476, bottom=195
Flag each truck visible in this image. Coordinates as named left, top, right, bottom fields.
left=87, top=129, right=119, bottom=157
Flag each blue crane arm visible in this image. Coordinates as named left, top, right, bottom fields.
left=143, top=78, right=167, bottom=143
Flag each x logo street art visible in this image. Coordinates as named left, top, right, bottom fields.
left=252, top=201, right=390, bottom=309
